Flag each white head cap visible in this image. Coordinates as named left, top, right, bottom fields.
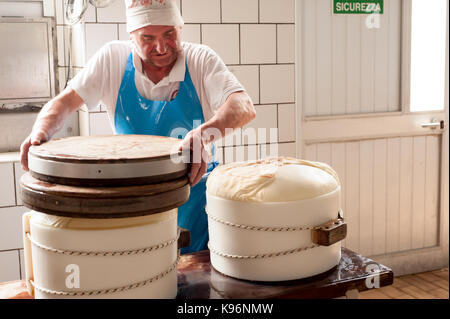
left=125, top=0, right=184, bottom=33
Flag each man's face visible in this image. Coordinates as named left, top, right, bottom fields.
left=131, top=25, right=181, bottom=68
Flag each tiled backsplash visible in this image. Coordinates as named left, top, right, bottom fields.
left=0, top=0, right=297, bottom=283
left=0, top=157, right=27, bottom=282
left=72, top=0, right=297, bottom=162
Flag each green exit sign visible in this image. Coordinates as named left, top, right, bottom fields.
left=334, top=0, right=383, bottom=14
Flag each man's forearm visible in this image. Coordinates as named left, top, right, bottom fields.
left=31, top=88, right=84, bottom=142
left=200, top=91, right=256, bottom=144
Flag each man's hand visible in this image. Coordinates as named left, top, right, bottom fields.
left=20, top=131, right=48, bottom=171
left=179, top=128, right=211, bottom=186
left=20, top=88, right=85, bottom=171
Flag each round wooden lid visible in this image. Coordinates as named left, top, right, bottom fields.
left=20, top=173, right=190, bottom=218
left=28, top=135, right=190, bottom=186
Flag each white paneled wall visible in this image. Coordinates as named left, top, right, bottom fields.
left=68, top=0, right=297, bottom=163
left=304, top=135, right=441, bottom=257
left=301, top=0, right=402, bottom=116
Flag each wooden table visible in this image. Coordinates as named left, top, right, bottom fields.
left=0, top=248, right=393, bottom=299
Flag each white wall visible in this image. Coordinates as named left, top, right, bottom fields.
left=0, top=0, right=44, bottom=282
left=72, top=0, right=297, bottom=162
left=0, top=0, right=297, bottom=283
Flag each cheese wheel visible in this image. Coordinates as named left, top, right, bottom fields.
left=23, top=210, right=178, bottom=298
left=206, top=157, right=342, bottom=281
left=206, top=157, right=340, bottom=202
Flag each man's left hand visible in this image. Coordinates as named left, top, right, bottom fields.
left=179, top=128, right=211, bottom=186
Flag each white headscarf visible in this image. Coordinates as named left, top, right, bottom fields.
left=125, top=0, right=184, bottom=33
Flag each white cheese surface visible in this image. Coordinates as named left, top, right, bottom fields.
left=206, top=157, right=340, bottom=202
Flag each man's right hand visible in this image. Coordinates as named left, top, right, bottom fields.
left=19, top=88, right=85, bottom=171
left=20, top=131, right=48, bottom=171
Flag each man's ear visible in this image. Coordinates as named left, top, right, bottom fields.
left=129, top=31, right=137, bottom=42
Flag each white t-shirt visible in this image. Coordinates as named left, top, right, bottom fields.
left=68, top=40, right=245, bottom=130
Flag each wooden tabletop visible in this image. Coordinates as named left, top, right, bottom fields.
left=0, top=248, right=393, bottom=299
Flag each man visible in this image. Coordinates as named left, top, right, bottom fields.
left=19, top=0, right=256, bottom=253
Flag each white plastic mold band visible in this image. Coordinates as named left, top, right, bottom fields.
left=25, top=230, right=180, bottom=256
left=28, top=153, right=189, bottom=179
left=29, top=255, right=180, bottom=297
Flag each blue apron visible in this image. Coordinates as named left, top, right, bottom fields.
left=114, top=53, right=218, bottom=254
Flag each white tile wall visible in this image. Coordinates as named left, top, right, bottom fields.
left=278, top=104, right=296, bottom=142
left=55, top=0, right=65, bottom=25
left=259, top=0, right=295, bottom=23
left=55, top=7, right=86, bottom=68
left=0, top=0, right=297, bottom=284
left=201, top=24, right=240, bottom=65
left=214, top=144, right=224, bottom=164
left=19, top=249, right=25, bottom=280
left=277, top=24, right=295, bottom=63
left=71, top=23, right=87, bottom=67
left=242, top=105, right=278, bottom=145
left=85, top=23, right=118, bottom=61
left=58, top=67, right=68, bottom=92
left=0, top=250, right=20, bottom=283
left=0, top=206, right=28, bottom=251
left=224, top=145, right=259, bottom=164
left=216, top=128, right=242, bottom=147
left=43, top=0, right=54, bottom=17
left=260, top=64, right=295, bottom=104
left=84, top=3, right=97, bottom=23
left=14, top=163, right=25, bottom=206
left=228, top=65, right=259, bottom=104
left=55, top=0, right=296, bottom=146
left=96, top=0, right=126, bottom=23
left=56, top=26, right=66, bottom=66
left=260, top=143, right=280, bottom=159
left=278, top=142, right=297, bottom=157
left=118, top=24, right=129, bottom=41
left=0, top=2, right=43, bottom=17
left=240, top=24, right=277, bottom=64
left=182, top=0, right=221, bottom=23
left=260, top=142, right=296, bottom=159
left=89, top=112, right=114, bottom=136
left=0, top=163, right=16, bottom=207
left=182, top=24, right=201, bottom=43
left=222, top=0, right=259, bottom=23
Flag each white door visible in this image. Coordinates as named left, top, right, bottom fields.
left=296, top=0, right=448, bottom=275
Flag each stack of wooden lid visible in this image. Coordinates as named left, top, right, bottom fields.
left=20, top=135, right=191, bottom=219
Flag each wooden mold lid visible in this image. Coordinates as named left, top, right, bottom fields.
left=20, top=172, right=190, bottom=219
left=28, top=135, right=190, bottom=187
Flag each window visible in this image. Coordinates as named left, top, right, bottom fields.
left=410, top=0, right=447, bottom=112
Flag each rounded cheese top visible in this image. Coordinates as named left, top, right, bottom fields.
left=206, top=157, right=340, bottom=202
left=30, top=209, right=177, bottom=230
